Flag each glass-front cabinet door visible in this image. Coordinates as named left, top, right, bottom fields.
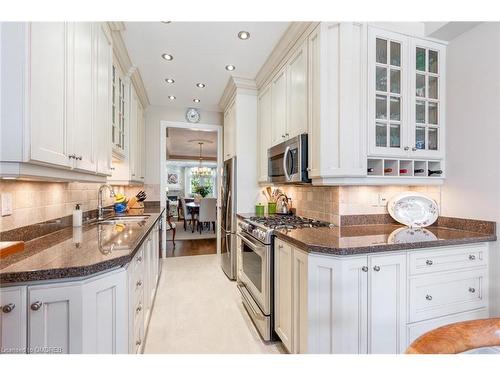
left=368, top=28, right=408, bottom=157
left=410, top=39, right=446, bottom=158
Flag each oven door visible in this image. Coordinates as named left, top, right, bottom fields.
left=237, top=232, right=271, bottom=315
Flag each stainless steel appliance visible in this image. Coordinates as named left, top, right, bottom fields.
left=220, top=157, right=237, bottom=280
left=268, top=133, right=310, bottom=183
left=237, top=215, right=331, bottom=341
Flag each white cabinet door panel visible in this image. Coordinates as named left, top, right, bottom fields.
left=29, top=22, right=71, bottom=167
left=28, top=283, right=82, bottom=354
left=287, top=42, right=308, bottom=138
left=0, top=286, right=27, bottom=353
left=271, top=68, right=287, bottom=146
left=292, top=249, right=308, bottom=354
left=274, top=239, right=293, bottom=352
left=368, top=253, right=407, bottom=354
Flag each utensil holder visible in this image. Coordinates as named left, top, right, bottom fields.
left=267, top=202, right=276, bottom=215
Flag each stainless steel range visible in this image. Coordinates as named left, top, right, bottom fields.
left=236, top=215, right=331, bottom=341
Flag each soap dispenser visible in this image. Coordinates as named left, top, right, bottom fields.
left=73, top=203, right=82, bottom=227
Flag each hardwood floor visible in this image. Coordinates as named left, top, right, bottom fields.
left=165, top=238, right=217, bottom=257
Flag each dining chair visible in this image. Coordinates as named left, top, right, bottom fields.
left=406, top=318, right=500, bottom=354
left=166, top=200, right=176, bottom=247
left=180, top=198, right=193, bottom=231
left=197, top=198, right=217, bottom=234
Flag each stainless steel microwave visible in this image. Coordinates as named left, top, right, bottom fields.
left=268, top=134, right=310, bottom=183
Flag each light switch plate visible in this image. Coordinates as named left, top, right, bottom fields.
left=1, top=193, right=13, bottom=216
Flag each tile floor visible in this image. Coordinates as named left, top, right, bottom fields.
left=144, top=254, right=286, bottom=354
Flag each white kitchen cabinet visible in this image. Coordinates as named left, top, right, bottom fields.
left=270, top=67, right=287, bottom=146
left=0, top=22, right=114, bottom=182
left=223, top=100, right=236, bottom=160
left=29, top=22, right=72, bottom=168
left=274, top=239, right=293, bottom=352
left=28, top=282, right=83, bottom=354
left=368, top=27, right=446, bottom=161
left=368, top=253, right=407, bottom=354
left=82, top=269, right=128, bottom=354
left=276, top=238, right=487, bottom=354
left=257, top=84, right=272, bottom=182
left=95, top=23, right=113, bottom=176
left=286, top=41, right=308, bottom=139
left=0, top=286, right=27, bottom=354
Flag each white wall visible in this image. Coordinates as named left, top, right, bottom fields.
left=144, top=105, right=223, bottom=199
left=440, top=22, right=500, bottom=315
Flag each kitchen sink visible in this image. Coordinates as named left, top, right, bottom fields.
left=97, top=215, right=150, bottom=224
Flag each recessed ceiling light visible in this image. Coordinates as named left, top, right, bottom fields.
left=225, top=65, right=236, bottom=71
left=162, top=53, right=173, bottom=61
left=238, top=31, right=250, bottom=40
left=165, top=78, right=175, bottom=84
left=168, top=95, right=176, bottom=100
left=193, top=99, right=200, bottom=103
left=196, top=83, right=206, bottom=88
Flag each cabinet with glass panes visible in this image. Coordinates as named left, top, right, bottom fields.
left=368, top=26, right=446, bottom=164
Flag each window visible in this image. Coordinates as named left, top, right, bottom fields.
left=187, top=167, right=217, bottom=197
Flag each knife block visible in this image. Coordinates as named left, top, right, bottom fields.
left=128, top=201, right=144, bottom=210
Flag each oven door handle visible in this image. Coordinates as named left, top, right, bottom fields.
left=283, top=145, right=291, bottom=181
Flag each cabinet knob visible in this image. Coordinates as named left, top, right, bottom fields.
left=136, top=339, right=142, bottom=346
left=404, top=146, right=409, bottom=151
left=425, top=259, right=433, bottom=266
left=76, top=155, right=82, bottom=161
left=425, top=294, right=433, bottom=301
left=361, top=266, right=368, bottom=272
left=137, top=256, right=143, bottom=263
left=30, top=301, right=42, bottom=311
left=373, top=265, right=380, bottom=272
left=412, top=147, right=417, bottom=151
left=136, top=304, right=142, bottom=313
left=68, top=154, right=76, bottom=159
left=282, top=135, right=286, bottom=138
left=469, top=254, right=476, bottom=261
left=2, top=303, right=15, bottom=313
left=469, top=287, right=476, bottom=293
left=136, top=280, right=143, bottom=287
left=285, top=133, right=289, bottom=137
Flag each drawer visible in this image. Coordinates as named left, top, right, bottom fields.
left=409, top=244, right=487, bottom=276
left=407, top=308, right=489, bottom=346
left=409, top=269, right=487, bottom=323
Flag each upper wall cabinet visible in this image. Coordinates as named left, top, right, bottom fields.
left=0, top=22, right=113, bottom=182
left=368, top=27, right=446, bottom=160
left=268, top=40, right=309, bottom=148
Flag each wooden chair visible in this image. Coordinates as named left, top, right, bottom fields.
left=406, top=318, right=500, bottom=354
left=166, top=200, right=176, bottom=247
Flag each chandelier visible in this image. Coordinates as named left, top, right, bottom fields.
left=192, top=142, right=213, bottom=177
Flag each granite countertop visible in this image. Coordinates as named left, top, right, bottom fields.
left=274, top=223, right=496, bottom=256
left=0, top=207, right=164, bottom=283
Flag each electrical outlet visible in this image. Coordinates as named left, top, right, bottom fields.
left=1, top=193, right=13, bottom=216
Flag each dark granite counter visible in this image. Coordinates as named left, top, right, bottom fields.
left=0, top=207, right=164, bottom=283
left=237, top=212, right=496, bottom=255
left=275, top=223, right=496, bottom=256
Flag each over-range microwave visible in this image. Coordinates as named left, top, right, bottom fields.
left=268, top=133, right=310, bottom=183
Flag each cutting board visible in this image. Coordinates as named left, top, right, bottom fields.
left=0, top=241, right=25, bottom=259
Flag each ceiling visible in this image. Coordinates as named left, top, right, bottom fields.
left=166, top=127, right=217, bottom=160
left=122, top=22, right=290, bottom=112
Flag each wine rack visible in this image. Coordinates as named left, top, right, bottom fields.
left=367, top=158, right=444, bottom=178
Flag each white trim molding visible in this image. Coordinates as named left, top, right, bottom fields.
left=108, top=22, right=150, bottom=110
left=218, top=76, right=258, bottom=111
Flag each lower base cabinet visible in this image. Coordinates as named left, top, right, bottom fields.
left=274, top=239, right=489, bottom=354
left=0, top=220, right=161, bottom=354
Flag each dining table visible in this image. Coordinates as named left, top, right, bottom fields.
left=186, top=201, right=200, bottom=233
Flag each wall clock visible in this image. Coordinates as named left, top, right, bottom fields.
left=186, top=108, right=201, bottom=123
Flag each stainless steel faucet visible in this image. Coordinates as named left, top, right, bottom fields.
left=98, top=184, right=116, bottom=220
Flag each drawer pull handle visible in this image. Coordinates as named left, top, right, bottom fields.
left=373, top=265, right=380, bottom=272
left=2, top=303, right=15, bottom=313
left=361, top=266, right=368, bottom=272
left=425, top=295, right=433, bottom=301
left=425, top=260, right=433, bottom=266
left=469, top=254, right=476, bottom=261
left=469, top=287, right=476, bottom=293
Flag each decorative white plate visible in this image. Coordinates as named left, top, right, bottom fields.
left=387, top=192, right=439, bottom=228
left=387, top=227, right=438, bottom=244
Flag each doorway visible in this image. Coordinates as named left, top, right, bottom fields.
left=159, top=121, right=222, bottom=257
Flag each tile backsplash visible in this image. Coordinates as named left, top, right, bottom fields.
left=0, top=181, right=144, bottom=232
left=277, top=184, right=441, bottom=225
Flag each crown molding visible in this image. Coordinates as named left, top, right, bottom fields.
left=218, top=76, right=257, bottom=111
left=255, top=22, right=319, bottom=90
left=107, top=22, right=150, bottom=109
